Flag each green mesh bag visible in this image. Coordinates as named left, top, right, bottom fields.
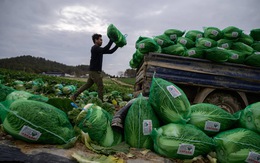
left=222, top=26, right=243, bottom=40
left=195, top=38, right=217, bottom=49
left=133, top=49, right=144, bottom=63
left=188, top=103, right=238, bottom=136
left=162, top=44, right=186, bottom=56
left=124, top=94, right=160, bottom=150
left=237, top=33, right=254, bottom=46
left=164, top=29, right=185, bottom=41
left=0, top=84, right=15, bottom=101
left=184, top=30, right=204, bottom=42
left=214, top=128, right=260, bottom=163
left=136, top=37, right=161, bottom=54
left=244, top=52, right=260, bottom=67
left=107, top=24, right=127, bottom=47
left=176, top=37, right=195, bottom=49
left=151, top=123, right=215, bottom=159
left=149, top=77, right=191, bottom=124
left=251, top=42, right=260, bottom=51
left=184, top=47, right=204, bottom=58
left=217, top=39, right=233, bottom=49
left=227, top=50, right=247, bottom=64
left=2, top=99, right=75, bottom=145
left=203, top=27, right=223, bottom=41
left=250, top=28, right=260, bottom=41
left=153, top=34, right=175, bottom=48
left=231, top=42, right=254, bottom=56
left=204, top=47, right=231, bottom=63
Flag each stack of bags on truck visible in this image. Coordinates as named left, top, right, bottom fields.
left=130, top=27, right=260, bottom=68
left=121, top=77, right=260, bottom=162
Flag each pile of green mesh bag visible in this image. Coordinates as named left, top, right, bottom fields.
left=130, top=27, right=260, bottom=68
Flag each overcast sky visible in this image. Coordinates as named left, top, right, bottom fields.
left=0, top=0, right=259, bottom=76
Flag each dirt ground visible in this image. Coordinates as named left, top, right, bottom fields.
left=0, top=128, right=215, bottom=163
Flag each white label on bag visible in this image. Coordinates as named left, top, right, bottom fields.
left=19, top=125, right=41, bottom=141
left=170, top=34, right=177, bottom=40
left=177, top=144, right=195, bottom=156
left=188, top=50, right=196, bottom=56
left=180, top=39, right=187, bottom=45
left=204, top=121, right=221, bottom=132
left=211, top=30, right=219, bottom=36
left=246, top=151, right=260, bottom=163
left=205, top=41, right=212, bottom=47
left=231, top=53, right=239, bottom=59
left=232, top=32, right=239, bottom=37
left=139, top=43, right=145, bottom=49
left=157, top=39, right=164, bottom=45
left=143, top=120, right=152, bottom=135
left=167, top=85, right=181, bottom=98
left=221, top=43, right=229, bottom=49
left=197, top=34, right=203, bottom=38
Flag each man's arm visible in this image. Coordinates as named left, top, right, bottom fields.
left=105, top=45, right=118, bottom=54
left=102, top=39, right=113, bottom=52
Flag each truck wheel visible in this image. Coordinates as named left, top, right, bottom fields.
left=203, top=92, right=242, bottom=113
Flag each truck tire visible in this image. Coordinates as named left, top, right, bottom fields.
left=203, top=92, right=242, bottom=113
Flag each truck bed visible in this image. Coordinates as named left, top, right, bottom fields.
left=135, top=53, right=260, bottom=95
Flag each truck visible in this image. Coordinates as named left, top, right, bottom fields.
left=134, top=52, right=260, bottom=113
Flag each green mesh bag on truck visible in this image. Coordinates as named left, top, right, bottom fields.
left=213, top=128, right=260, bottom=163
left=251, top=42, right=260, bottom=51
left=153, top=34, right=175, bottom=48
left=124, top=94, right=160, bottom=150
left=188, top=103, right=238, bottom=136
left=151, top=123, right=215, bottom=159
left=135, top=36, right=150, bottom=49
left=161, top=44, right=186, bottom=56
left=129, top=58, right=139, bottom=69
left=231, top=42, right=254, bottom=56
left=149, top=77, right=191, bottom=124
left=184, top=30, right=204, bottom=42
left=217, top=39, right=233, bottom=49
left=2, top=99, right=75, bottom=145
left=250, top=28, right=260, bottom=41
left=132, top=49, right=144, bottom=63
left=0, top=84, right=15, bottom=102
left=107, top=24, right=127, bottom=47
left=227, top=50, right=247, bottom=64
left=235, top=102, right=260, bottom=134
left=184, top=47, right=204, bottom=58
left=163, top=29, right=185, bottom=41
left=136, top=37, right=161, bottom=54
left=195, top=38, right=217, bottom=49
left=244, top=52, right=260, bottom=67
left=203, top=27, right=223, bottom=41
left=176, top=37, right=195, bottom=49
left=237, top=33, right=254, bottom=46
left=222, top=26, right=243, bottom=40
left=204, top=47, right=231, bottom=63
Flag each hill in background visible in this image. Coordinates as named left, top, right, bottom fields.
left=0, top=55, right=94, bottom=77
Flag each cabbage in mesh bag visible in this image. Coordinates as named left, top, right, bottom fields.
left=203, top=27, right=223, bottom=41
left=237, top=33, right=254, bottom=46
left=136, top=37, right=161, bottom=54
left=164, top=29, right=185, bottom=41
left=176, top=37, right=195, bottom=49
left=204, top=47, right=231, bottom=63
left=149, top=77, right=191, bottom=124
left=124, top=94, right=160, bottom=150
left=231, top=42, right=254, bottom=56
left=77, top=104, right=122, bottom=147
left=250, top=28, right=260, bottom=41
left=188, top=103, right=238, bottom=136
left=162, top=44, right=186, bottom=56
left=151, top=123, right=215, bottom=159
left=184, top=30, right=204, bottom=42
left=217, top=39, right=233, bottom=49
left=222, top=26, right=243, bottom=40
left=214, top=128, right=260, bottom=163
left=153, top=34, right=175, bottom=48
left=235, top=102, right=260, bottom=134
left=2, top=99, right=75, bottom=145
left=227, top=50, right=247, bottom=64
left=244, top=52, right=260, bottom=67
left=107, top=24, right=127, bottom=47
left=184, top=47, right=204, bottom=58
left=195, top=38, right=217, bottom=49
